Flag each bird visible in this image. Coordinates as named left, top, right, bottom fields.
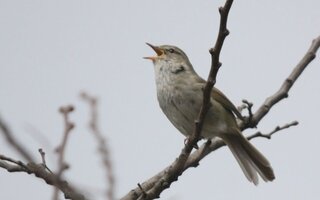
left=144, top=43, right=275, bottom=185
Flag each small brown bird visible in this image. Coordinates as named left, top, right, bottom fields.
left=144, top=43, right=275, bottom=185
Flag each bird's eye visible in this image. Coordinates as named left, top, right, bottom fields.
left=168, top=48, right=175, bottom=53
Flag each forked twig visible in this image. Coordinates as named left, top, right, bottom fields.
left=247, top=121, right=299, bottom=140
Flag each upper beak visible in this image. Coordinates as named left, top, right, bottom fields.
left=143, top=43, right=164, bottom=61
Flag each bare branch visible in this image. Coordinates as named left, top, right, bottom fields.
left=240, top=35, right=320, bottom=130
left=0, top=160, right=28, bottom=172
left=80, top=92, right=115, bottom=200
left=241, top=99, right=254, bottom=125
left=121, top=1, right=234, bottom=199
left=0, top=154, right=30, bottom=170
left=0, top=116, right=35, bottom=162
left=55, top=105, right=74, bottom=176
left=247, top=121, right=299, bottom=140
left=0, top=155, right=87, bottom=200
left=39, top=148, right=53, bottom=173
left=53, top=105, right=75, bottom=200
left=0, top=107, right=88, bottom=200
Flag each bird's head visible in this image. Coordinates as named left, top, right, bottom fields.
left=144, top=43, right=191, bottom=65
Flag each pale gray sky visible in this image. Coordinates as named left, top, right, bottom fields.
left=1, top=0, right=320, bottom=199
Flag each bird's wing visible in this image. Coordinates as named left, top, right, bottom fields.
left=211, top=87, right=244, bottom=120
left=193, top=76, right=244, bottom=120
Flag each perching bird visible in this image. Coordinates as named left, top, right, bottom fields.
left=144, top=43, right=275, bottom=185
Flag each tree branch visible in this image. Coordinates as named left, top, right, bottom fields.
left=39, top=148, right=53, bottom=173
left=240, top=35, right=320, bottom=129
left=241, top=99, right=254, bottom=124
left=53, top=105, right=75, bottom=200
left=247, top=121, right=299, bottom=140
left=0, top=105, right=91, bottom=200
left=0, top=154, right=87, bottom=200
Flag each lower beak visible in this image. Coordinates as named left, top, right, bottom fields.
left=143, top=43, right=164, bottom=61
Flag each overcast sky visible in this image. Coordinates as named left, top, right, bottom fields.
left=1, top=0, right=320, bottom=200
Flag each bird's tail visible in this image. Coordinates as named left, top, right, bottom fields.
left=221, top=132, right=275, bottom=185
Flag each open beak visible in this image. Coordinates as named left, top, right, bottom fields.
left=143, top=43, right=164, bottom=61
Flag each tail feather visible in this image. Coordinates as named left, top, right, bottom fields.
left=222, top=132, right=275, bottom=185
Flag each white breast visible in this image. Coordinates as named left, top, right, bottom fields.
left=154, top=60, right=231, bottom=139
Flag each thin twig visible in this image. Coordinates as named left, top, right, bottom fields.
left=242, top=99, right=254, bottom=124
left=53, top=105, right=75, bottom=200
left=0, top=160, right=28, bottom=172
left=247, top=121, right=299, bottom=140
left=0, top=116, right=35, bottom=162
left=80, top=92, right=115, bottom=200
left=39, top=148, right=53, bottom=173
left=0, top=154, right=29, bottom=170
left=56, top=105, right=74, bottom=175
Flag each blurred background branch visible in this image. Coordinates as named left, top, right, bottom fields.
left=81, top=92, right=115, bottom=200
